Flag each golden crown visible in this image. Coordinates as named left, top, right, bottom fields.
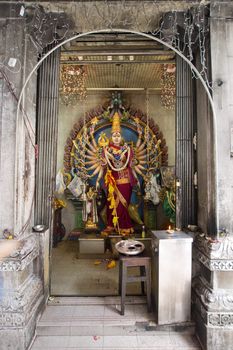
left=111, top=112, right=121, bottom=134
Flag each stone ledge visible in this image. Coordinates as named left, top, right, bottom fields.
left=193, top=292, right=233, bottom=327
left=0, top=236, right=39, bottom=271
left=194, top=234, right=233, bottom=260
left=192, top=276, right=233, bottom=312
left=193, top=246, right=233, bottom=271
left=207, top=312, right=233, bottom=327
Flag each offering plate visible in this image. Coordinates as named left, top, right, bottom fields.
left=115, top=239, right=145, bottom=256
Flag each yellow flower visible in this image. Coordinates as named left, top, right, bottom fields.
left=107, top=260, right=116, bottom=269
left=53, top=198, right=66, bottom=209
left=112, top=216, right=119, bottom=227
left=94, top=260, right=101, bottom=265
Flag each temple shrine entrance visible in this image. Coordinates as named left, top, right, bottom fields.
left=50, top=32, right=179, bottom=296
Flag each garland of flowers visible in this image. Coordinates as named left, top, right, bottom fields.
left=104, top=170, right=120, bottom=232
left=104, top=146, right=130, bottom=172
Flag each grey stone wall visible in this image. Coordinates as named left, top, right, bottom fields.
left=196, top=53, right=216, bottom=235
left=210, top=2, right=233, bottom=234
left=193, top=5, right=233, bottom=350
left=0, top=4, right=46, bottom=350
left=0, top=15, right=23, bottom=236
left=0, top=4, right=37, bottom=238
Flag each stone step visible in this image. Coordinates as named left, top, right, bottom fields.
left=47, top=295, right=147, bottom=306
left=36, top=298, right=195, bottom=336
left=36, top=322, right=196, bottom=336
left=31, top=334, right=201, bottom=350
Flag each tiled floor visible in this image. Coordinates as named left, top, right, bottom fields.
left=30, top=297, right=201, bottom=350
left=51, top=241, right=142, bottom=296
left=31, top=334, right=200, bottom=349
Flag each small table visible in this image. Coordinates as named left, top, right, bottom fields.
left=118, top=253, right=152, bottom=315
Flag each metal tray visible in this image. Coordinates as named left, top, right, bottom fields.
left=33, top=225, right=47, bottom=232
left=115, top=239, right=145, bottom=256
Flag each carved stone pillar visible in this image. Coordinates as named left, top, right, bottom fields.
left=0, top=236, right=43, bottom=349
left=0, top=230, right=50, bottom=349
left=193, top=235, right=233, bottom=350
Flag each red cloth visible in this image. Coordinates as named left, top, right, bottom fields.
left=104, top=144, right=137, bottom=230
left=107, top=181, right=133, bottom=229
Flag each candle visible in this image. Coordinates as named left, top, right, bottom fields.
left=167, top=225, right=174, bottom=234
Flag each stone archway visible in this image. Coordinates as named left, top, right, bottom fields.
left=15, top=29, right=218, bottom=236
left=0, top=11, right=220, bottom=349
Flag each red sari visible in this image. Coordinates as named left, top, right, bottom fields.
left=105, top=144, right=136, bottom=232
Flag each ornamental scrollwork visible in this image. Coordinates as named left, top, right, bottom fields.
left=193, top=247, right=233, bottom=271
left=0, top=236, right=39, bottom=271
left=0, top=313, right=25, bottom=328
left=192, top=276, right=233, bottom=311
left=26, top=5, right=73, bottom=51
left=194, top=234, right=233, bottom=260
left=0, top=277, right=42, bottom=313
left=0, top=248, right=39, bottom=271
left=208, top=313, right=233, bottom=327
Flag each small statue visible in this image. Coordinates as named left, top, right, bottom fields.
left=144, top=173, right=161, bottom=205
left=82, top=186, right=98, bottom=229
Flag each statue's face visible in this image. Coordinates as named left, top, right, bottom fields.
left=112, top=132, right=122, bottom=146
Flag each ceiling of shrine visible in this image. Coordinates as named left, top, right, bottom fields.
left=60, top=33, right=175, bottom=90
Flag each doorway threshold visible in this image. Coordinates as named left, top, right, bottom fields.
left=38, top=296, right=196, bottom=335
left=32, top=296, right=200, bottom=350
left=48, top=295, right=147, bottom=306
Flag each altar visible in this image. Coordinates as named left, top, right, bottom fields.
left=77, top=231, right=152, bottom=258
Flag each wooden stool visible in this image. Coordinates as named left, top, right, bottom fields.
left=119, top=254, right=151, bottom=315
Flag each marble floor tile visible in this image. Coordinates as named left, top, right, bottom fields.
left=31, top=336, right=69, bottom=348
left=170, top=333, right=200, bottom=347
left=68, top=335, right=103, bottom=348
left=104, top=304, right=135, bottom=317
left=36, top=325, right=71, bottom=336
left=31, top=348, right=68, bottom=350
left=72, top=304, right=105, bottom=318
left=70, top=325, right=104, bottom=336
left=40, top=306, right=75, bottom=321
left=133, top=304, right=155, bottom=321
left=137, top=334, right=173, bottom=348
left=103, top=335, right=138, bottom=348
left=103, top=325, right=138, bottom=335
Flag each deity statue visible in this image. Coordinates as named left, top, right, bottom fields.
left=100, top=113, right=137, bottom=235
left=83, top=112, right=151, bottom=236
left=67, top=94, right=165, bottom=236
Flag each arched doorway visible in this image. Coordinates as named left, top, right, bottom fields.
left=15, top=29, right=216, bottom=298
